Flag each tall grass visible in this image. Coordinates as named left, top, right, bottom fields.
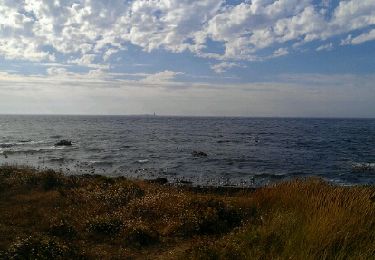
left=0, top=166, right=374, bottom=259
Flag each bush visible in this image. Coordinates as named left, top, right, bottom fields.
left=176, top=198, right=243, bottom=236
left=87, top=215, right=123, bottom=236
left=3, top=236, right=75, bottom=259
left=102, top=183, right=145, bottom=207
left=48, top=220, right=77, bottom=239
left=0, top=181, right=5, bottom=193
left=23, top=170, right=65, bottom=191
left=124, top=225, right=159, bottom=248
left=185, top=243, right=219, bottom=260
left=41, top=171, right=65, bottom=191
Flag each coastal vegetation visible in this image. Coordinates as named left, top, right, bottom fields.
left=0, top=166, right=374, bottom=259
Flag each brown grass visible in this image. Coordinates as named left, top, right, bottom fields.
left=0, top=166, right=374, bottom=259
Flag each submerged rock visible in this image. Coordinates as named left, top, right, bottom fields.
left=55, top=140, right=72, bottom=146
left=192, top=151, right=208, bottom=157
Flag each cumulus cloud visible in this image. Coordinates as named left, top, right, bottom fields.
left=140, top=70, right=184, bottom=83
left=271, top=48, right=289, bottom=58
left=0, top=0, right=374, bottom=66
left=316, top=43, right=333, bottom=51
left=344, top=29, right=375, bottom=45
left=211, top=62, right=244, bottom=73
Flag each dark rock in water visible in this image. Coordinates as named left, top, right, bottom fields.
left=148, top=178, right=168, bottom=185
left=0, top=144, right=13, bottom=148
left=192, top=151, right=208, bottom=157
left=18, top=140, right=32, bottom=143
left=179, top=180, right=193, bottom=185
left=55, top=140, right=72, bottom=146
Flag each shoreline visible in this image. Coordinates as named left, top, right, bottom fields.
left=1, top=165, right=374, bottom=259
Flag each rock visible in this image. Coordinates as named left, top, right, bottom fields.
left=55, top=140, right=72, bottom=146
left=192, top=151, right=208, bottom=157
left=148, top=178, right=168, bottom=185
left=179, top=180, right=193, bottom=185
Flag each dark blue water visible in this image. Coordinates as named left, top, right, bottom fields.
left=1, top=115, right=374, bottom=186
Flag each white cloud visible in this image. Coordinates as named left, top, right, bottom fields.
left=1, top=70, right=374, bottom=117
left=0, top=0, right=374, bottom=65
left=340, top=34, right=353, bottom=45
left=349, top=29, right=375, bottom=45
left=141, top=70, right=183, bottom=83
left=211, top=62, right=244, bottom=73
left=271, top=48, right=289, bottom=57
left=316, top=43, right=333, bottom=51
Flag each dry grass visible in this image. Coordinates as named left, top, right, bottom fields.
left=0, top=166, right=374, bottom=259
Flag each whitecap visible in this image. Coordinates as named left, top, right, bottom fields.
left=137, top=159, right=149, bottom=164
left=351, top=163, right=375, bottom=173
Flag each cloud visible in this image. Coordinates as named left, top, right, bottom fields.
left=343, top=29, right=375, bottom=45
left=0, top=1, right=375, bottom=66
left=271, top=48, right=289, bottom=57
left=140, top=70, right=184, bottom=83
left=211, top=62, right=244, bottom=73
left=0, top=68, right=187, bottom=91
left=316, top=43, right=333, bottom=51
left=1, top=70, right=374, bottom=117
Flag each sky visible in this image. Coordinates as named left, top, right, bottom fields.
left=0, top=0, right=375, bottom=117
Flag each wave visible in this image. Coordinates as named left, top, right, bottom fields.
left=50, top=135, right=63, bottom=139
left=3, top=146, right=72, bottom=155
left=0, top=140, right=47, bottom=148
left=49, top=158, right=65, bottom=163
left=137, top=159, right=149, bottom=164
left=89, top=160, right=114, bottom=166
left=351, top=163, right=375, bottom=173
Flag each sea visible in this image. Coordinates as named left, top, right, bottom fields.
left=0, top=115, right=374, bottom=187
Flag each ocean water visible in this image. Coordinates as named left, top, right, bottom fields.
left=0, top=115, right=374, bottom=187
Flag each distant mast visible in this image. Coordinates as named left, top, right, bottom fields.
left=153, top=112, right=156, bottom=117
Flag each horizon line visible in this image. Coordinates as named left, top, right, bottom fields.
left=0, top=113, right=374, bottom=120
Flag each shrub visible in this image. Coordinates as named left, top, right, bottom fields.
left=41, top=171, right=65, bottom=191
left=175, top=198, right=243, bottom=236
left=48, top=220, right=77, bottom=239
left=4, top=236, right=74, bottom=259
left=124, top=224, right=159, bottom=248
left=87, top=215, right=123, bottom=236
left=0, top=180, right=5, bottom=193
left=102, top=183, right=145, bottom=207
left=184, top=242, right=219, bottom=260
left=22, top=170, right=65, bottom=191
